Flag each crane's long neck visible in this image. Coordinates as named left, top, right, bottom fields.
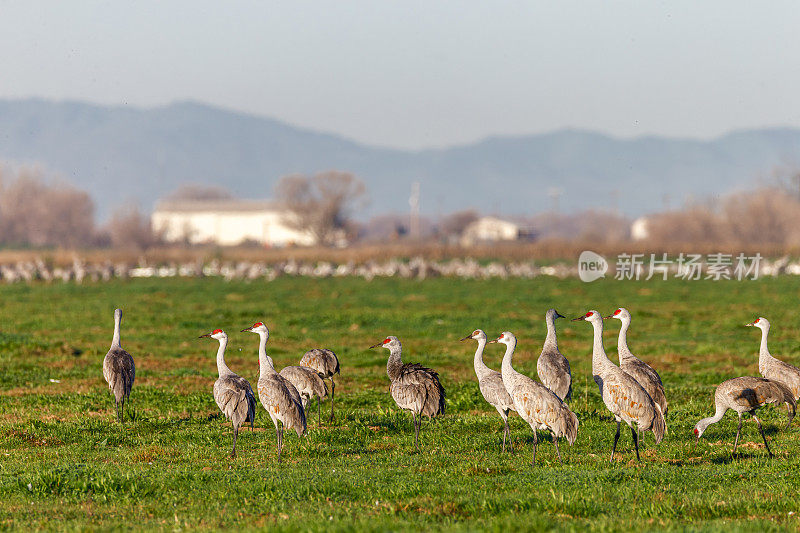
left=590, top=319, right=613, bottom=375
left=386, top=346, right=403, bottom=381
left=697, top=402, right=728, bottom=434
left=473, top=338, right=492, bottom=380
left=758, top=324, right=774, bottom=370
left=216, top=338, right=232, bottom=377
left=257, top=332, right=277, bottom=376
left=617, top=317, right=632, bottom=360
left=111, top=312, right=121, bottom=349
left=543, top=316, right=558, bottom=352
left=500, top=338, right=518, bottom=380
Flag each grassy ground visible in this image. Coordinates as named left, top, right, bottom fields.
left=2, top=275, right=800, bottom=531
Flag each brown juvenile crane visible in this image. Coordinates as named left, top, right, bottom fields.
left=573, top=310, right=666, bottom=461
left=605, top=308, right=668, bottom=418
left=370, top=336, right=445, bottom=448
left=299, top=348, right=340, bottom=422
left=242, top=322, right=307, bottom=459
left=747, top=317, right=800, bottom=410
left=536, top=309, right=572, bottom=402
left=102, top=308, right=136, bottom=424
left=200, top=328, right=257, bottom=458
left=693, top=376, right=796, bottom=458
left=462, top=329, right=516, bottom=452
left=491, top=331, right=578, bottom=464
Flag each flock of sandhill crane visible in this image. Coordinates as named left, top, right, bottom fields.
left=102, top=308, right=800, bottom=462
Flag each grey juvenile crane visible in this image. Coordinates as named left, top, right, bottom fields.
left=491, top=331, right=578, bottom=464
left=370, top=336, right=446, bottom=448
left=102, top=308, right=136, bottom=424
left=606, top=308, right=668, bottom=418
left=573, top=310, right=665, bottom=461
left=462, top=329, right=516, bottom=452
left=279, top=365, right=328, bottom=426
left=747, top=317, right=800, bottom=404
left=536, top=309, right=572, bottom=402
left=242, top=322, right=306, bottom=459
left=299, top=348, right=340, bottom=422
left=200, top=328, right=257, bottom=458
left=694, top=376, right=796, bottom=458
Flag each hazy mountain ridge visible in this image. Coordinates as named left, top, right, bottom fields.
left=1, top=98, right=799, bottom=219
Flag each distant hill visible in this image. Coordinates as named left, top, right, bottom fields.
left=1, top=98, right=799, bottom=220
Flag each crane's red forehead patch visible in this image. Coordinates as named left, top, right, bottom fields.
left=614, top=309, right=621, bottom=316
left=473, top=330, right=479, bottom=336
left=212, top=329, right=223, bottom=334
left=585, top=311, right=593, bottom=317
left=693, top=428, right=698, bottom=435
left=253, top=322, right=264, bottom=328
left=383, top=338, right=391, bottom=344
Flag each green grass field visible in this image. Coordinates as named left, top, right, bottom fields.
left=2, top=275, right=800, bottom=531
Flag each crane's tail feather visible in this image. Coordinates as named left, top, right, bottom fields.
left=650, top=402, right=666, bottom=444
left=565, top=408, right=579, bottom=446
left=655, top=403, right=667, bottom=435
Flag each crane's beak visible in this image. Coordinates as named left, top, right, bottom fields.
left=241, top=327, right=253, bottom=332
left=459, top=334, right=472, bottom=341
left=571, top=316, right=585, bottom=322
left=603, top=315, right=614, bottom=320
left=199, top=333, right=212, bottom=338
left=744, top=321, right=756, bottom=327
left=554, top=312, right=565, bottom=320
left=369, top=342, right=383, bottom=349
left=488, top=337, right=500, bottom=344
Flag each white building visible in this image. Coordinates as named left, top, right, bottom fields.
left=631, top=216, right=650, bottom=241
left=151, top=199, right=317, bottom=247
left=460, top=216, right=533, bottom=246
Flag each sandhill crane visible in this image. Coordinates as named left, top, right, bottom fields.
left=461, top=329, right=516, bottom=452
left=241, top=322, right=306, bottom=459
left=537, top=309, right=572, bottom=402
left=490, top=331, right=578, bottom=464
left=747, top=317, right=800, bottom=405
left=102, top=308, right=136, bottom=424
left=279, top=365, right=327, bottom=426
left=199, top=329, right=257, bottom=458
left=573, top=310, right=665, bottom=461
left=605, top=308, right=668, bottom=418
left=299, top=348, right=340, bottom=422
left=370, top=336, right=445, bottom=448
left=694, top=376, right=796, bottom=458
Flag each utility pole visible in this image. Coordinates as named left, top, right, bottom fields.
left=409, top=181, right=420, bottom=240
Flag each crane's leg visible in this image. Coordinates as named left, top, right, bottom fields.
left=531, top=430, right=538, bottom=466
left=631, top=426, right=640, bottom=462
left=610, top=421, right=621, bottom=461
left=413, top=413, right=421, bottom=449
left=552, top=433, right=563, bottom=465
left=113, top=399, right=120, bottom=424
left=733, top=416, right=743, bottom=456
left=785, top=404, right=793, bottom=430
left=329, top=378, right=336, bottom=423
left=120, top=397, right=126, bottom=425
left=231, top=426, right=238, bottom=458
left=502, top=416, right=510, bottom=453
left=753, top=416, right=773, bottom=458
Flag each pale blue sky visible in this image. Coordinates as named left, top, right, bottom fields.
left=1, top=1, right=799, bottom=149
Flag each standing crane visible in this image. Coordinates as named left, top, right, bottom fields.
left=491, top=331, right=578, bottom=464
left=461, top=329, right=516, bottom=452
left=536, top=309, right=572, bottom=402
left=573, top=310, right=665, bottom=461
left=103, top=308, right=136, bottom=424
left=747, top=317, right=800, bottom=405
left=605, top=308, right=668, bottom=418
left=694, top=376, right=795, bottom=458
left=299, top=348, right=340, bottom=422
left=370, top=336, right=445, bottom=448
left=241, top=322, right=306, bottom=459
left=200, top=329, right=257, bottom=458
left=279, top=365, right=328, bottom=426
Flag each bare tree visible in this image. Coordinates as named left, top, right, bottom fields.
left=0, top=168, right=95, bottom=248
left=440, top=209, right=479, bottom=237
left=164, top=183, right=234, bottom=201
left=275, top=171, right=367, bottom=246
left=108, top=205, right=159, bottom=251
